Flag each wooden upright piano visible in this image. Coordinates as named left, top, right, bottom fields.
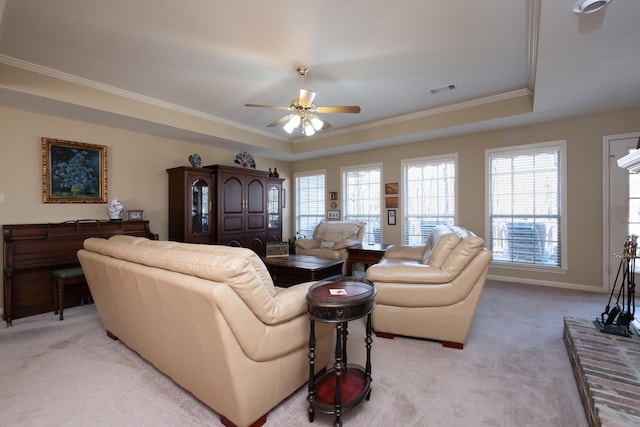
left=3, top=220, right=157, bottom=326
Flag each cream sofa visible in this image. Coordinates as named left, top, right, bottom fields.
left=365, top=225, right=492, bottom=349
left=77, top=235, right=333, bottom=427
left=295, top=221, right=366, bottom=273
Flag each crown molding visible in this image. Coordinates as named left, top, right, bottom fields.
left=0, top=54, right=284, bottom=139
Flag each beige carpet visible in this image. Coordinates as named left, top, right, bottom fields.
left=0, top=280, right=605, bottom=427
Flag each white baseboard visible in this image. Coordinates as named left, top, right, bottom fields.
left=487, top=274, right=608, bottom=294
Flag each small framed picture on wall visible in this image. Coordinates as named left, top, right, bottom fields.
left=388, top=209, right=396, bottom=225
left=327, top=210, right=340, bottom=219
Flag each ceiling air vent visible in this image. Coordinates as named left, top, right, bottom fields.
left=430, top=84, right=456, bottom=94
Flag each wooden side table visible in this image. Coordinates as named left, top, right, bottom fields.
left=306, top=277, right=376, bottom=426
left=346, top=244, right=389, bottom=276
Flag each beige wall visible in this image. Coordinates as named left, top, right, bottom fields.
left=2, top=103, right=639, bottom=311
left=0, top=106, right=292, bottom=313
left=294, top=108, right=640, bottom=291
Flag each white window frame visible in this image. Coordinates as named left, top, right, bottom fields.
left=341, top=163, right=382, bottom=244
left=295, top=170, right=326, bottom=239
left=401, top=154, right=458, bottom=245
left=485, top=140, right=567, bottom=272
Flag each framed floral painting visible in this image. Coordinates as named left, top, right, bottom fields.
left=42, top=137, right=107, bottom=203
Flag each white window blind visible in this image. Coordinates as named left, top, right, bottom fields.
left=343, top=164, right=381, bottom=244
left=488, top=142, right=564, bottom=267
left=295, top=172, right=325, bottom=239
left=402, top=155, right=456, bottom=245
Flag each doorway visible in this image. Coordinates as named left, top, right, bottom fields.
left=604, top=132, right=640, bottom=290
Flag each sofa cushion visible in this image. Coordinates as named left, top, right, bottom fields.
left=105, top=235, right=277, bottom=296
left=313, top=221, right=364, bottom=243
left=296, top=238, right=320, bottom=250
left=82, top=237, right=317, bottom=326
left=422, top=231, right=461, bottom=267
left=441, top=235, right=485, bottom=277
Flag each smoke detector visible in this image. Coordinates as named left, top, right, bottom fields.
left=573, top=0, right=610, bottom=14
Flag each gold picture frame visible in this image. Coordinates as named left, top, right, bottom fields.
left=385, top=197, right=399, bottom=208
left=42, top=138, right=107, bottom=203
left=385, top=183, right=398, bottom=195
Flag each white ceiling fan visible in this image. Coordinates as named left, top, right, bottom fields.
left=245, top=67, right=361, bottom=136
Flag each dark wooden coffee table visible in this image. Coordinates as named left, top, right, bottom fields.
left=262, top=255, right=343, bottom=287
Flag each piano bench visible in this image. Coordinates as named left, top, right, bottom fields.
left=52, top=267, right=87, bottom=321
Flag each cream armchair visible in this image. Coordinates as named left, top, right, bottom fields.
left=295, top=221, right=366, bottom=272
left=365, top=224, right=492, bottom=349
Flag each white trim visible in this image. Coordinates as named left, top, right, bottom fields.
left=294, top=170, right=327, bottom=236
left=401, top=154, right=458, bottom=244
left=485, top=140, right=567, bottom=271
left=341, top=162, right=383, bottom=243
left=601, top=131, right=640, bottom=291
left=488, top=274, right=607, bottom=294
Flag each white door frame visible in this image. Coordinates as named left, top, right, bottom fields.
left=602, top=131, right=640, bottom=290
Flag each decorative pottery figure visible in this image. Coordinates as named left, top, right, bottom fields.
left=108, top=197, right=125, bottom=220
left=188, top=153, right=202, bottom=168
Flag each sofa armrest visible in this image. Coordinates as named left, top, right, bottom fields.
left=383, top=244, right=425, bottom=261
left=366, top=261, right=451, bottom=284
left=295, top=238, right=320, bottom=250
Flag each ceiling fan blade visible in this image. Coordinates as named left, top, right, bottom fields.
left=315, top=105, right=361, bottom=114
left=244, top=103, right=291, bottom=111
left=267, top=114, right=295, bottom=127
left=298, top=89, right=317, bottom=107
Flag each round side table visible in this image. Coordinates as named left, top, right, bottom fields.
left=306, top=277, right=376, bottom=427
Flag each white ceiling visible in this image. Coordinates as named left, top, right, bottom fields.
left=0, top=0, right=639, bottom=161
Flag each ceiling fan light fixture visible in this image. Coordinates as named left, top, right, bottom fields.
left=573, top=0, right=610, bottom=14
left=283, top=115, right=300, bottom=134
left=310, top=115, right=324, bottom=131
left=303, top=119, right=316, bottom=136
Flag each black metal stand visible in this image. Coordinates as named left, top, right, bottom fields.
left=596, top=252, right=636, bottom=337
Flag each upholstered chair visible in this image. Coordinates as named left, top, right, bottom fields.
left=365, top=224, right=492, bottom=349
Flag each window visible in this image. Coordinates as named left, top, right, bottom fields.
left=487, top=141, right=566, bottom=268
left=402, top=155, right=457, bottom=245
left=342, top=164, right=381, bottom=244
left=295, top=171, right=326, bottom=238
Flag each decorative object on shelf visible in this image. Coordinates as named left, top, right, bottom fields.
left=234, top=151, right=256, bottom=168
left=273, top=168, right=279, bottom=177
left=188, top=153, right=202, bottom=168
left=125, top=210, right=144, bottom=221
left=108, top=197, right=125, bottom=219
left=41, top=137, right=107, bottom=203
left=288, top=231, right=305, bottom=254
left=266, top=242, right=289, bottom=258
left=268, top=168, right=273, bottom=177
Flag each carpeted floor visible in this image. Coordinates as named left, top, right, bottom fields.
left=0, top=280, right=606, bottom=426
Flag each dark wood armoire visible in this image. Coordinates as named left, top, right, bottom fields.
left=167, top=164, right=284, bottom=255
